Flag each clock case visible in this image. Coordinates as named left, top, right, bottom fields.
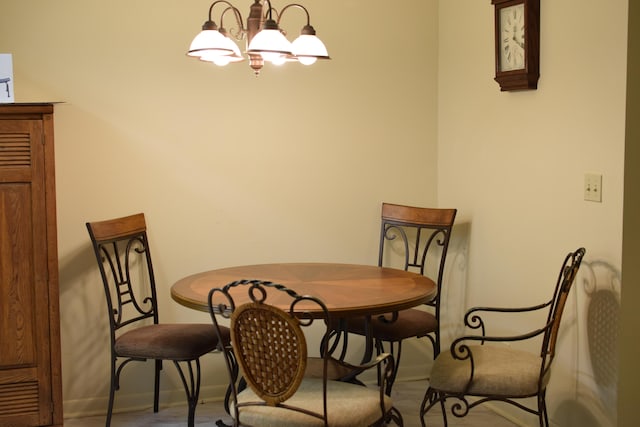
left=492, top=0, right=540, bottom=91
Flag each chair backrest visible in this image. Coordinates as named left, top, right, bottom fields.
left=86, top=213, right=159, bottom=342
left=543, top=247, right=586, bottom=365
left=208, top=280, right=331, bottom=416
left=378, top=203, right=457, bottom=311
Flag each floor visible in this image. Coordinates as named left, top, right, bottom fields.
left=63, top=379, right=520, bottom=427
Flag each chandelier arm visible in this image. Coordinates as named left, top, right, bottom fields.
left=263, top=0, right=276, bottom=21
left=220, top=5, right=247, bottom=40
left=277, top=3, right=311, bottom=26
left=208, top=0, right=231, bottom=20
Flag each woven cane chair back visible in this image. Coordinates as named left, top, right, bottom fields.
left=231, top=302, right=308, bottom=405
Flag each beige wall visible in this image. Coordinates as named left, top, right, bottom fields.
left=438, top=1, right=626, bottom=426
left=0, top=0, right=440, bottom=418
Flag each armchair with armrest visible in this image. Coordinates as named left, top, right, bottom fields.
left=208, top=279, right=404, bottom=427
left=420, top=247, right=585, bottom=427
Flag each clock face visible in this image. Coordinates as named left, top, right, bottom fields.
left=499, top=4, right=525, bottom=71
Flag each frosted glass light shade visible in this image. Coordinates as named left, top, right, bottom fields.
left=291, top=34, right=329, bottom=58
left=199, top=35, right=244, bottom=65
left=247, top=28, right=293, bottom=63
left=291, top=34, right=330, bottom=65
left=188, top=29, right=235, bottom=58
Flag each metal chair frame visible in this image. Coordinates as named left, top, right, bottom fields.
left=419, top=247, right=586, bottom=427
left=87, top=213, right=211, bottom=427
left=338, top=203, right=457, bottom=392
left=376, top=204, right=457, bottom=353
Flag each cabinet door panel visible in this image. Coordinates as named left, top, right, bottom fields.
left=0, top=184, right=37, bottom=366
left=0, top=117, right=53, bottom=426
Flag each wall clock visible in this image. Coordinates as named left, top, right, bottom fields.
left=492, top=0, right=540, bottom=91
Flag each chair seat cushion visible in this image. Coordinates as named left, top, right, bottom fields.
left=234, top=378, right=393, bottom=427
left=429, top=345, right=549, bottom=397
left=115, top=323, right=229, bottom=361
left=341, top=308, right=437, bottom=342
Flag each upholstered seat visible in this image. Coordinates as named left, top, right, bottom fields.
left=234, top=378, right=393, bottom=427
left=429, top=345, right=549, bottom=397
left=115, top=323, right=229, bottom=361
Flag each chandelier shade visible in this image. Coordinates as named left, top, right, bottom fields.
left=198, top=27, right=245, bottom=65
left=246, top=19, right=293, bottom=62
left=291, top=27, right=330, bottom=65
left=187, top=26, right=236, bottom=59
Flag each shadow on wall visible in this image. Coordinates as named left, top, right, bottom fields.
left=57, top=241, right=114, bottom=413
left=554, top=260, right=619, bottom=427
left=439, top=221, right=470, bottom=350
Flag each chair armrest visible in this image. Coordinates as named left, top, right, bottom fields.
left=449, top=316, right=556, bottom=361
left=328, top=353, right=394, bottom=375
left=463, top=301, right=552, bottom=337
left=354, top=352, right=394, bottom=371
left=308, top=354, right=395, bottom=396
left=353, top=353, right=395, bottom=397
left=452, top=328, right=547, bottom=356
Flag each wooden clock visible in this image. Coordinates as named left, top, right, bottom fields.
left=492, top=0, right=540, bottom=91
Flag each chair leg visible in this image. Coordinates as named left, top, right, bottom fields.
left=420, top=388, right=449, bottom=427
left=377, top=339, right=402, bottom=395
left=173, top=358, right=201, bottom=427
left=387, top=406, right=404, bottom=426
left=439, top=395, right=449, bottom=427
left=223, top=351, right=240, bottom=416
left=105, top=358, right=117, bottom=427
left=381, top=334, right=437, bottom=395
left=114, top=358, right=161, bottom=417
left=154, top=359, right=162, bottom=413
left=538, top=390, right=549, bottom=427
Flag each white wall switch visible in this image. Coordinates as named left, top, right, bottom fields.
left=584, top=173, right=602, bottom=202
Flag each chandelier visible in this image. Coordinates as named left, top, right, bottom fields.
left=187, top=0, right=330, bottom=76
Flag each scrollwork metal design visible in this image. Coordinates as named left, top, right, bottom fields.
left=99, top=234, right=156, bottom=329
left=450, top=396, right=471, bottom=418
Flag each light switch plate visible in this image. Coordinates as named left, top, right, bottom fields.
left=584, top=173, right=602, bottom=202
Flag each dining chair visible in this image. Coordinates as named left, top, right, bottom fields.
left=339, top=202, right=457, bottom=392
left=86, top=213, right=230, bottom=427
left=419, top=247, right=586, bottom=427
left=208, top=279, right=404, bottom=427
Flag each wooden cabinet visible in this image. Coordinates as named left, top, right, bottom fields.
left=0, top=104, right=62, bottom=426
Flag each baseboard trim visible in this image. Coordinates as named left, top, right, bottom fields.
left=63, top=383, right=229, bottom=419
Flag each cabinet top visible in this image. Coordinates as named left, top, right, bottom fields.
left=0, top=103, right=55, bottom=116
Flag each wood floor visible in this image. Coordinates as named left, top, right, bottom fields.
left=64, top=379, right=520, bottom=427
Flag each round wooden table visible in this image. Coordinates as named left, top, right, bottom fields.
left=171, top=262, right=436, bottom=318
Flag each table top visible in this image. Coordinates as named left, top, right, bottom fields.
left=171, top=262, right=436, bottom=317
